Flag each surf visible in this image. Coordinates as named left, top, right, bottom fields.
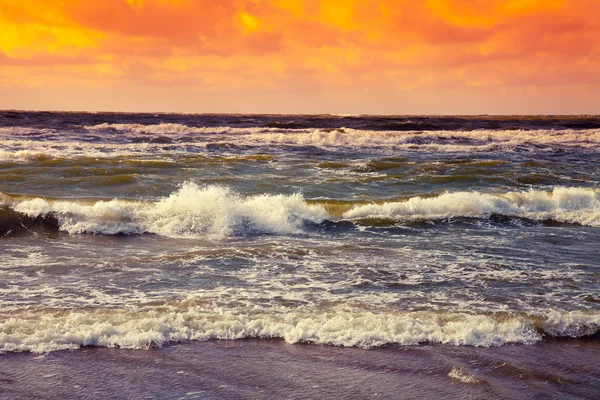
left=2, top=185, right=600, bottom=237
left=1, top=305, right=598, bottom=354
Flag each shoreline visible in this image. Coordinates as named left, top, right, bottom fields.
left=1, top=339, right=599, bottom=399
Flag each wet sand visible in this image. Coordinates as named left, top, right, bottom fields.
left=1, top=340, right=599, bottom=399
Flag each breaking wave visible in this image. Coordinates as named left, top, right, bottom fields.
left=343, top=187, right=600, bottom=227
left=85, top=123, right=277, bottom=136
left=0, top=306, right=597, bottom=354
left=3, top=183, right=328, bottom=237
left=2, top=126, right=599, bottom=164
left=83, top=124, right=600, bottom=150
left=2, top=185, right=599, bottom=237
left=0, top=149, right=53, bottom=163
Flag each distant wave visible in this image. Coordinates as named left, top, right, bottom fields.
left=1, top=184, right=599, bottom=237
left=0, top=127, right=53, bottom=136
left=0, top=305, right=597, bottom=353
left=0, top=140, right=167, bottom=162
left=0, top=149, right=53, bottom=163
left=1, top=126, right=599, bottom=161
left=85, top=123, right=280, bottom=135
left=84, top=123, right=600, bottom=150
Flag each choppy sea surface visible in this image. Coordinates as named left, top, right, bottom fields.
left=1, top=112, right=599, bottom=398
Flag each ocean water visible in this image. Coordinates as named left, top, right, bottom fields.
left=1, top=112, right=599, bottom=398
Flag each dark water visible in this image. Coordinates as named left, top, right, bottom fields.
left=1, top=112, right=599, bottom=398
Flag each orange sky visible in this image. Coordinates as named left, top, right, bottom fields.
left=1, top=0, right=599, bottom=114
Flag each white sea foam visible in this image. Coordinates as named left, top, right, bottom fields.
left=538, top=310, right=600, bottom=337
left=0, top=306, right=597, bottom=354
left=0, top=149, right=52, bottom=163
left=85, top=123, right=277, bottom=135
left=88, top=123, right=200, bottom=134
left=2, top=127, right=600, bottom=164
left=245, top=128, right=600, bottom=151
left=448, top=366, right=484, bottom=384
left=5, top=186, right=600, bottom=236
left=11, top=183, right=328, bottom=237
left=343, top=187, right=600, bottom=227
left=0, top=140, right=160, bottom=161
left=83, top=124, right=600, bottom=150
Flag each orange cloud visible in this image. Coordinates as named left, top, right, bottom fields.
left=0, top=0, right=598, bottom=113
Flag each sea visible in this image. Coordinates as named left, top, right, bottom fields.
left=0, top=111, right=599, bottom=399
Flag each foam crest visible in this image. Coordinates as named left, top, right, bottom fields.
left=4, top=127, right=600, bottom=158
left=537, top=310, right=600, bottom=337
left=84, top=124, right=600, bottom=150
left=448, top=366, right=484, bottom=384
left=1, top=139, right=164, bottom=161
left=0, top=149, right=52, bottom=163
left=6, top=186, right=600, bottom=235
left=87, top=123, right=207, bottom=134
left=0, top=307, right=597, bottom=354
left=12, top=183, right=328, bottom=237
left=343, top=187, right=600, bottom=227
left=85, top=123, right=277, bottom=135
left=244, top=128, right=600, bottom=150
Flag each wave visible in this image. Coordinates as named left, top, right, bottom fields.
left=343, top=187, right=600, bottom=227
left=0, top=140, right=166, bottom=162
left=2, top=183, right=328, bottom=237
left=84, top=123, right=600, bottom=149
left=2, top=127, right=599, bottom=162
left=0, top=144, right=277, bottom=166
left=0, top=149, right=53, bottom=163
left=2, top=122, right=599, bottom=150
left=85, top=123, right=280, bottom=136
left=2, top=185, right=599, bottom=237
left=0, top=206, right=59, bottom=235
left=0, top=306, right=597, bottom=353
left=247, top=129, right=600, bottom=152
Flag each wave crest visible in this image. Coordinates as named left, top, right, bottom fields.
left=0, top=149, right=52, bottom=163
left=9, top=183, right=328, bottom=237
left=3, top=186, right=600, bottom=237
left=83, top=124, right=600, bottom=150
left=1, top=307, right=597, bottom=354
left=343, top=187, right=600, bottom=227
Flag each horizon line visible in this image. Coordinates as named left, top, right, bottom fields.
left=2, top=109, right=599, bottom=118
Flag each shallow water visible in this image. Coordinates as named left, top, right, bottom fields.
left=1, top=112, right=599, bottom=397
left=1, top=340, right=599, bottom=399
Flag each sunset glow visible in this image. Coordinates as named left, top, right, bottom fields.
left=1, top=0, right=599, bottom=113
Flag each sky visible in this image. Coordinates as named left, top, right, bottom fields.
left=1, top=0, right=599, bottom=114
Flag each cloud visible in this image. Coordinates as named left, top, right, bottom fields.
left=0, top=0, right=598, bottom=112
